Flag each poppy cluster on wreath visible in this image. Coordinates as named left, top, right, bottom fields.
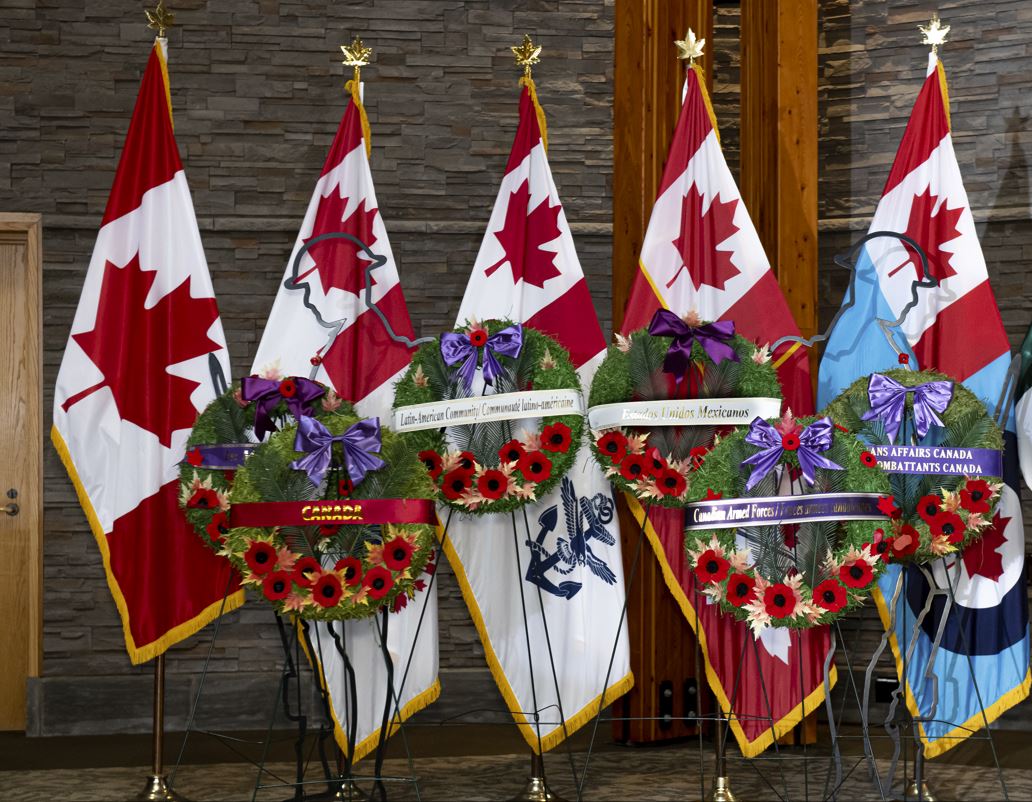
left=418, top=420, right=574, bottom=510
left=592, top=429, right=696, bottom=501
left=238, top=524, right=434, bottom=615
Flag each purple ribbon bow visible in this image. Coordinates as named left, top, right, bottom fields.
left=647, top=310, right=738, bottom=382
left=241, top=376, right=325, bottom=441
left=741, top=417, right=843, bottom=492
left=861, top=373, right=953, bottom=444
left=290, top=416, right=386, bottom=488
left=440, top=324, right=523, bottom=392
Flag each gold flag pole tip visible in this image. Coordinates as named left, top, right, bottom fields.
left=919, top=14, right=950, bottom=55
left=512, top=34, right=542, bottom=79
left=145, top=0, right=175, bottom=39
left=341, top=35, right=373, bottom=86
left=675, top=27, right=706, bottom=65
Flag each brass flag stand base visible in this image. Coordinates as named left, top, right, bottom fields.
left=510, top=752, right=568, bottom=802
left=134, top=774, right=186, bottom=802
left=706, top=713, right=737, bottom=802
left=707, top=775, right=737, bottom=802
left=900, top=779, right=936, bottom=802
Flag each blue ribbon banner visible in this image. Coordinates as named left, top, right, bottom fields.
left=868, top=444, right=1003, bottom=477
left=683, top=492, right=889, bottom=531
left=187, top=444, right=255, bottom=469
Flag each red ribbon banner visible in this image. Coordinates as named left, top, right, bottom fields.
left=229, top=498, right=437, bottom=528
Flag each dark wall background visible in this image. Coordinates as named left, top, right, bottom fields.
left=1, top=0, right=1030, bottom=736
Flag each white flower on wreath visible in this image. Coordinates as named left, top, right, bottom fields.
left=614, top=333, right=633, bottom=353
left=626, top=433, right=648, bottom=455
left=752, top=342, right=772, bottom=365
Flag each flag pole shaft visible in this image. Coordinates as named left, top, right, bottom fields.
left=152, top=653, right=165, bottom=777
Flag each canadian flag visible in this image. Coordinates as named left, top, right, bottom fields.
left=620, top=64, right=828, bottom=757
left=448, top=79, right=632, bottom=752
left=817, top=53, right=1029, bottom=758
left=252, top=83, right=439, bottom=761
left=51, top=41, right=242, bottom=664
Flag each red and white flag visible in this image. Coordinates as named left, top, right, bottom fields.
left=252, top=82, right=439, bottom=761
left=447, top=79, right=632, bottom=752
left=52, top=41, right=242, bottom=665
left=620, top=64, right=827, bottom=757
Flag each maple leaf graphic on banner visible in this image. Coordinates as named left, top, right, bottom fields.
left=69, top=254, right=221, bottom=448
left=297, top=189, right=379, bottom=296
left=667, top=185, right=741, bottom=291
left=888, top=188, right=963, bottom=283
left=484, top=179, right=562, bottom=288
left=962, top=509, right=1010, bottom=582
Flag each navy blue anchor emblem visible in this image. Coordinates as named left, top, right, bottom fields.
left=524, top=477, right=618, bottom=599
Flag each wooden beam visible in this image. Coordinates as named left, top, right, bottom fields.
left=739, top=0, right=819, bottom=342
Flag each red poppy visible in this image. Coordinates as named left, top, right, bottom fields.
left=839, top=559, right=874, bottom=589
left=705, top=488, right=723, bottom=501
left=619, top=454, right=650, bottom=482
left=657, top=467, right=687, bottom=497
left=477, top=469, right=509, bottom=500
left=725, top=573, right=756, bottom=607
left=441, top=468, right=474, bottom=500
left=860, top=451, right=878, bottom=468
left=782, top=523, right=798, bottom=549
left=596, top=431, right=628, bottom=463
left=813, top=579, right=848, bottom=612
left=337, top=477, right=354, bottom=498
left=384, top=536, right=414, bottom=571
left=186, top=448, right=204, bottom=466
left=890, top=524, right=920, bottom=558
left=518, top=451, right=553, bottom=483
left=498, top=440, right=526, bottom=464
left=960, top=479, right=992, bottom=514
left=187, top=488, right=220, bottom=509
left=915, top=494, right=941, bottom=524
left=644, top=447, right=668, bottom=476
left=334, top=556, right=363, bottom=586
left=689, top=446, right=708, bottom=469
left=781, top=433, right=800, bottom=451
left=279, top=378, right=297, bottom=398
left=310, top=354, right=323, bottom=366
left=224, top=470, right=236, bottom=484
left=455, top=451, right=477, bottom=473
left=693, top=549, right=730, bottom=584
left=363, top=566, right=394, bottom=600
left=312, top=573, right=343, bottom=608
left=868, top=529, right=893, bottom=562
left=541, top=422, right=572, bottom=453
left=764, top=584, right=797, bottom=618
left=318, top=524, right=340, bottom=538
left=898, top=353, right=910, bottom=365
left=930, top=511, right=965, bottom=544
left=418, top=450, right=444, bottom=480
left=292, top=556, right=322, bottom=588
left=262, top=570, right=292, bottom=601
left=245, top=541, right=277, bottom=575
left=206, top=512, right=230, bottom=543
left=877, top=495, right=901, bottom=519
left=468, top=328, right=488, bottom=347
left=391, top=593, right=409, bottom=613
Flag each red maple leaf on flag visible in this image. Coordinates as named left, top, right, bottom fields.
left=888, top=188, right=963, bottom=283
left=962, top=509, right=1010, bottom=582
left=484, top=179, right=563, bottom=288
left=667, top=185, right=741, bottom=291
left=68, top=254, right=222, bottom=448
left=296, top=189, right=379, bottom=296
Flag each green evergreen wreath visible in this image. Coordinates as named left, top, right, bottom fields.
left=393, top=319, right=583, bottom=515
left=178, top=377, right=354, bottom=550
left=822, top=368, right=1003, bottom=564
left=587, top=320, right=782, bottom=507
left=683, top=413, right=892, bottom=631
left=222, top=412, right=435, bottom=621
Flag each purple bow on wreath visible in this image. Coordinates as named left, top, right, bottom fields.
left=861, top=373, right=953, bottom=444
left=647, top=310, right=738, bottom=383
left=440, top=324, right=523, bottom=392
left=290, top=416, right=386, bottom=488
left=241, top=376, right=325, bottom=441
left=741, top=417, right=842, bottom=492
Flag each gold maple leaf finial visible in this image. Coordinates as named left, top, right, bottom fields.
left=675, top=27, right=705, bottom=64
left=919, top=13, right=950, bottom=54
left=145, top=0, right=175, bottom=39
left=341, top=35, right=373, bottom=83
left=512, top=34, right=542, bottom=78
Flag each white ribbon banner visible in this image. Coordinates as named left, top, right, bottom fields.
left=393, top=389, right=585, bottom=433
left=587, top=397, right=782, bottom=430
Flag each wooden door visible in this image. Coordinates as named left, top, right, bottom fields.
left=0, top=214, right=43, bottom=731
